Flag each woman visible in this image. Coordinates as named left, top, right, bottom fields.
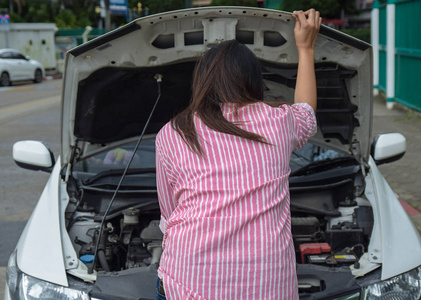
left=155, top=9, right=322, bottom=299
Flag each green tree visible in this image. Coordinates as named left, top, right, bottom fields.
left=342, top=28, right=371, bottom=43
left=24, top=3, right=52, bottom=23
left=128, top=0, right=184, bottom=16
left=13, top=0, right=27, bottom=15
left=55, top=9, right=77, bottom=28
left=280, top=0, right=357, bottom=19
left=210, top=0, right=257, bottom=6
left=8, top=12, right=24, bottom=22
left=0, top=0, right=96, bottom=27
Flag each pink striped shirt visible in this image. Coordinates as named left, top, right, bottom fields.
left=156, top=102, right=317, bottom=299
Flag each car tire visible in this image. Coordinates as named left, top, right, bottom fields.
left=0, top=72, right=11, bottom=87
left=34, top=69, right=43, bottom=83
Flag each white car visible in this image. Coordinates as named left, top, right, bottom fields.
left=0, top=49, right=45, bottom=86
left=6, top=7, right=421, bottom=300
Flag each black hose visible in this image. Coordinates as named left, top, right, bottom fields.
left=97, top=250, right=110, bottom=272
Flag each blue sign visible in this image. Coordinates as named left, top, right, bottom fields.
left=0, top=14, right=10, bottom=31
left=109, top=0, right=128, bottom=16
left=0, top=14, right=10, bottom=24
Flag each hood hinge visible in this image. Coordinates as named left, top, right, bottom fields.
left=350, top=141, right=367, bottom=176
left=65, top=139, right=82, bottom=183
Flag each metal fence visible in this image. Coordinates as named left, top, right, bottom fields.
left=373, top=0, right=421, bottom=111
left=378, top=4, right=387, bottom=92
left=56, top=28, right=107, bottom=46
left=394, top=0, right=421, bottom=110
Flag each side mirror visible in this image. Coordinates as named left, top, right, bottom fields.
left=371, top=133, right=406, bottom=166
left=25, top=55, right=30, bottom=60
left=13, top=141, right=55, bottom=173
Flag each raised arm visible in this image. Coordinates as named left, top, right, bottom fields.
left=292, top=9, right=322, bottom=111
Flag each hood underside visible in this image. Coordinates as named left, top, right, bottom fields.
left=62, top=7, right=372, bottom=164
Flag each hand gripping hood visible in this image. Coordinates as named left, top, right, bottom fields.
left=61, top=7, right=372, bottom=165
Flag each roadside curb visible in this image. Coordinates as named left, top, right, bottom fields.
left=45, top=74, right=63, bottom=81
left=399, top=199, right=421, bottom=216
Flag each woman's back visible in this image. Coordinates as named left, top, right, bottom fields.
left=156, top=102, right=316, bottom=299
left=156, top=10, right=322, bottom=298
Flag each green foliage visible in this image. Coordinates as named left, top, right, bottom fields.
left=341, top=28, right=371, bottom=43
left=147, top=0, right=184, bottom=14
left=25, top=3, right=51, bottom=23
left=280, top=0, right=310, bottom=12
left=77, top=14, right=93, bottom=28
left=74, top=9, right=94, bottom=28
left=55, top=9, right=77, bottom=28
left=280, top=0, right=357, bottom=19
left=309, top=0, right=340, bottom=17
left=0, top=0, right=365, bottom=30
left=128, top=0, right=184, bottom=15
left=8, top=12, right=24, bottom=22
left=0, top=0, right=11, bottom=12
left=2, top=0, right=192, bottom=27
left=1, top=0, right=95, bottom=28
left=210, top=0, right=257, bottom=6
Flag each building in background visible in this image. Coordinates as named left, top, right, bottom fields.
left=0, top=23, right=57, bottom=73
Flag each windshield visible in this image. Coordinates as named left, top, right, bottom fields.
left=74, top=140, right=156, bottom=173
left=74, top=140, right=349, bottom=176
left=290, top=143, right=347, bottom=173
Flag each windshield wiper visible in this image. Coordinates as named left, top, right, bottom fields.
left=290, top=156, right=356, bottom=176
left=82, top=167, right=156, bottom=185
left=291, top=150, right=312, bottom=164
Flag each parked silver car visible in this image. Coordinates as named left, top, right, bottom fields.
left=6, top=6, right=421, bottom=300
left=0, top=49, right=45, bottom=86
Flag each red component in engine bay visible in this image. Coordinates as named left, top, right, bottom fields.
left=300, top=243, right=331, bottom=263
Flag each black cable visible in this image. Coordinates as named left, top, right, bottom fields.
left=88, top=74, right=163, bottom=274
left=97, top=250, right=110, bottom=272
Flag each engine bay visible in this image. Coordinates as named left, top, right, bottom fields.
left=65, top=184, right=162, bottom=273
left=290, top=164, right=373, bottom=264
left=64, top=154, right=373, bottom=298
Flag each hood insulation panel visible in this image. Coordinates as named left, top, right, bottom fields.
left=75, top=62, right=357, bottom=145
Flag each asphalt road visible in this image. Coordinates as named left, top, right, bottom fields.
left=0, top=79, right=62, bottom=297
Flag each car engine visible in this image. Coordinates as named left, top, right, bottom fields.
left=67, top=207, right=162, bottom=273
left=66, top=160, right=373, bottom=282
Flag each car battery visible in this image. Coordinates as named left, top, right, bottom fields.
left=299, top=243, right=331, bottom=264
left=307, top=252, right=358, bottom=265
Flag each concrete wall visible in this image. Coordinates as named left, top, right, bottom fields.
left=0, top=23, right=57, bottom=71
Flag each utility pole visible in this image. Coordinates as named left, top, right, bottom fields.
left=104, top=0, right=111, bottom=32
left=0, top=10, right=10, bottom=48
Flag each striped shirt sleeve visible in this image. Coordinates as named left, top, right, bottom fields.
left=155, top=134, right=176, bottom=234
left=290, top=103, right=317, bottom=150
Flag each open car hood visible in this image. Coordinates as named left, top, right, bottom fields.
left=61, top=6, right=372, bottom=165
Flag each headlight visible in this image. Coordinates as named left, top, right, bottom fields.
left=6, top=251, right=19, bottom=293
left=6, top=251, right=90, bottom=300
left=18, top=274, right=90, bottom=300
left=362, top=266, right=421, bottom=300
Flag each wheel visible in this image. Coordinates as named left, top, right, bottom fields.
left=0, top=72, right=11, bottom=87
left=34, top=69, right=43, bottom=83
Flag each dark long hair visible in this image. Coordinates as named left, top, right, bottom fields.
left=171, top=40, right=268, bottom=155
